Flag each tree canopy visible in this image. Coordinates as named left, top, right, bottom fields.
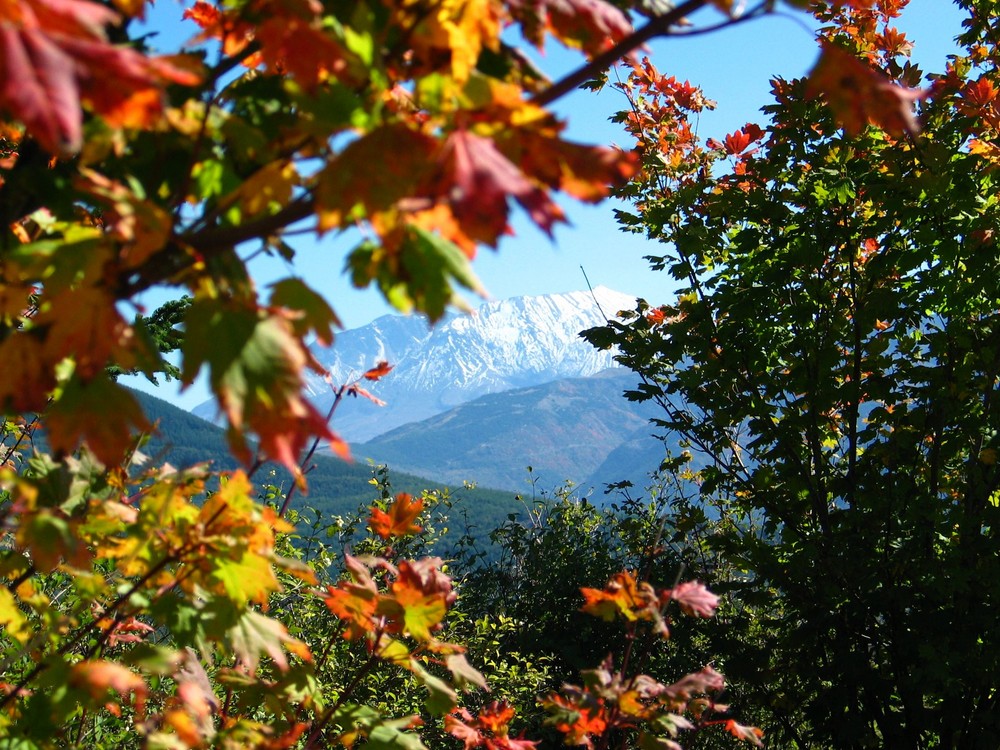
left=586, top=0, right=1000, bottom=745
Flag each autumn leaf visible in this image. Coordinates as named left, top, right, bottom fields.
left=316, top=124, right=438, bottom=232
left=0, top=0, right=200, bottom=154
left=0, top=588, right=31, bottom=645
left=394, top=0, right=502, bottom=83
left=228, top=609, right=311, bottom=673
left=662, top=666, right=725, bottom=700
left=269, top=278, right=341, bottom=348
left=541, top=689, right=608, bottom=748
left=44, top=373, right=152, bottom=465
left=253, top=12, right=350, bottom=91
left=182, top=0, right=252, bottom=56
left=725, top=720, right=765, bottom=747
left=580, top=571, right=667, bottom=635
left=182, top=299, right=340, bottom=473
left=805, top=41, right=924, bottom=136
left=446, top=702, right=538, bottom=750
left=324, top=553, right=380, bottom=640
left=378, top=581, right=448, bottom=642
left=69, top=660, right=147, bottom=716
left=508, top=132, right=639, bottom=203
left=363, top=360, right=394, bottom=382
left=668, top=581, right=719, bottom=618
left=234, top=160, right=299, bottom=218
left=509, top=0, right=631, bottom=57
left=436, top=129, right=565, bottom=246
left=369, top=493, right=424, bottom=539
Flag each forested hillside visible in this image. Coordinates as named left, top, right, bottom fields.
left=134, top=389, right=526, bottom=543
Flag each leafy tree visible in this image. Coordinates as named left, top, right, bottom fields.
left=0, top=0, right=930, bottom=745
left=586, top=0, right=1000, bottom=746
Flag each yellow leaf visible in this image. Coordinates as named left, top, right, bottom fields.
left=0, top=587, right=31, bottom=645
left=236, top=161, right=299, bottom=217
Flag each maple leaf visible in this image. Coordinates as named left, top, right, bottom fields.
left=669, top=581, right=719, bottom=618
left=0, top=0, right=200, bottom=154
left=663, top=666, right=725, bottom=700
left=725, top=720, right=765, bottom=747
left=509, top=133, right=639, bottom=203
left=182, top=0, right=257, bottom=62
left=437, top=129, right=564, bottom=246
left=380, top=560, right=453, bottom=641
left=69, top=660, right=147, bottom=716
left=369, top=493, right=424, bottom=539
left=102, top=615, right=155, bottom=647
left=324, top=553, right=380, bottom=640
left=0, top=332, right=57, bottom=413
left=0, top=588, right=32, bottom=645
left=40, top=284, right=143, bottom=380
left=269, top=278, right=341, bottom=348
left=44, top=373, right=152, bottom=465
left=509, top=0, right=631, bottom=57
left=316, top=124, right=438, bottom=232
left=541, top=689, right=608, bottom=748
left=363, top=360, right=394, bottom=381
left=394, top=557, right=457, bottom=607
left=228, top=609, right=310, bottom=673
left=446, top=702, right=538, bottom=749
left=805, top=41, right=924, bottom=136
left=404, top=0, right=501, bottom=83
left=182, top=299, right=342, bottom=473
left=253, top=11, right=350, bottom=91
left=580, top=571, right=667, bottom=635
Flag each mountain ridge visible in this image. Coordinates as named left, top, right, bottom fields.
left=193, top=287, right=638, bottom=442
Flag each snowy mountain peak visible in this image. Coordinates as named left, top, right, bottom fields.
left=193, top=288, right=637, bottom=441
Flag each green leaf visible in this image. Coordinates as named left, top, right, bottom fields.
left=227, top=609, right=304, bottom=673
left=269, top=278, right=341, bottom=347
left=362, top=724, right=427, bottom=750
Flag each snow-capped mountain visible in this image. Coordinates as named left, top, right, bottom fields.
left=192, top=287, right=637, bottom=442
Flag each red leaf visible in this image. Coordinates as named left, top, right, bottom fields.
left=363, top=360, right=394, bottom=381
left=446, top=703, right=538, bottom=750
left=439, top=130, right=564, bottom=246
left=723, top=130, right=751, bottom=156
left=669, top=581, right=719, bottom=618
left=509, top=0, right=632, bottom=57
left=0, top=0, right=199, bottom=154
left=663, top=666, right=725, bottom=700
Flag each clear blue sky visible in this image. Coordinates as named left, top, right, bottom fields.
left=125, top=0, right=967, bottom=408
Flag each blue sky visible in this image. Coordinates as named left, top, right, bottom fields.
left=125, top=0, right=968, bottom=408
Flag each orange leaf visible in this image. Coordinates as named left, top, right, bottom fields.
left=805, top=41, right=924, bottom=137
left=45, top=373, right=152, bottom=465
left=69, top=660, right=147, bottom=716
left=363, top=360, right=393, bottom=381
left=369, top=493, right=424, bottom=539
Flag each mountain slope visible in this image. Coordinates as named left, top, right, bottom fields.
left=133, top=389, right=522, bottom=533
left=356, top=369, right=668, bottom=492
left=193, top=287, right=637, bottom=442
